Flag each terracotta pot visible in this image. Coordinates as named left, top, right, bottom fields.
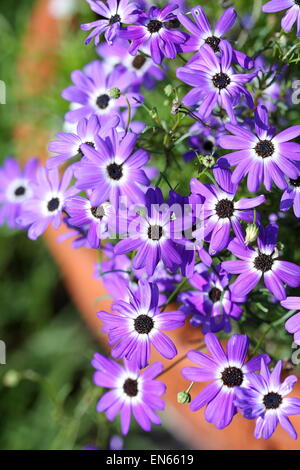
left=14, top=0, right=300, bottom=450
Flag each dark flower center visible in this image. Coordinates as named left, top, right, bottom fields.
left=254, top=140, right=274, bottom=158
left=205, top=35, right=221, bottom=52
left=263, top=392, right=282, bottom=409
left=290, top=177, right=300, bottom=187
left=91, top=205, right=106, bottom=219
left=254, top=253, right=273, bottom=272
left=47, top=197, right=60, bottom=212
left=96, top=94, right=110, bottom=109
left=14, top=186, right=26, bottom=196
left=165, top=18, right=180, bottom=29
left=106, top=163, right=123, bottom=180
left=132, top=54, right=147, bottom=70
left=212, top=72, right=231, bottom=89
left=203, top=140, right=214, bottom=152
left=209, top=287, right=222, bottom=303
left=109, top=14, right=121, bottom=25
left=78, top=141, right=95, bottom=156
left=221, top=366, right=244, bottom=388
left=123, top=378, right=138, bottom=397
left=147, top=19, right=163, bottom=33
left=147, top=225, right=163, bottom=241
left=134, top=314, right=154, bottom=334
left=215, top=199, right=234, bottom=218
left=295, top=0, right=300, bottom=5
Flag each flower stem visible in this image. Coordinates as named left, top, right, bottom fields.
left=250, top=310, right=296, bottom=358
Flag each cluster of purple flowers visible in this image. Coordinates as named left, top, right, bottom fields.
left=2, top=0, right=300, bottom=442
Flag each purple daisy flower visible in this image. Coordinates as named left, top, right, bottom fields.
left=280, top=174, right=300, bottom=217
left=97, top=38, right=165, bottom=90
left=81, top=0, right=139, bottom=46
left=219, top=105, right=300, bottom=192
left=222, top=223, right=300, bottom=301
left=74, top=129, right=150, bottom=207
left=181, top=333, right=270, bottom=429
left=0, top=157, right=39, bottom=229
left=120, top=4, right=186, bottom=64
left=92, top=353, right=166, bottom=434
left=98, top=280, right=186, bottom=368
left=65, top=194, right=114, bottom=249
left=235, top=359, right=300, bottom=440
left=190, top=168, right=266, bottom=255
left=176, top=42, right=256, bottom=123
left=262, top=0, right=300, bottom=37
left=178, top=6, right=253, bottom=68
left=47, top=114, right=119, bottom=169
left=281, top=297, right=300, bottom=345
left=179, top=264, right=246, bottom=333
left=62, top=60, right=143, bottom=124
left=114, top=187, right=182, bottom=276
left=17, top=166, right=78, bottom=240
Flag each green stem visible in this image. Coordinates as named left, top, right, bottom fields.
left=160, top=277, right=188, bottom=312
left=250, top=310, right=296, bottom=358
left=124, top=95, right=131, bottom=134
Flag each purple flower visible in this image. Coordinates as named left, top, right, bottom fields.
left=97, top=38, right=165, bottom=90
left=65, top=194, right=114, bottom=249
left=178, top=6, right=253, bottom=68
left=176, top=42, right=256, bottom=123
left=262, top=0, right=300, bottom=36
left=235, top=359, right=300, bottom=440
left=0, top=157, right=39, bottom=229
left=281, top=297, right=300, bottom=345
left=179, top=264, right=246, bottom=333
left=92, top=353, right=166, bottom=434
left=114, top=187, right=182, bottom=276
left=120, top=4, right=186, bottom=64
left=98, top=280, right=185, bottom=368
left=166, top=190, right=212, bottom=277
left=74, top=130, right=150, bottom=207
left=17, top=166, right=78, bottom=240
left=219, top=105, right=300, bottom=192
left=181, top=333, right=270, bottom=429
left=62, top=60, right=143, bottom=124
left=280, top=174, right=300, bottom=217
left=47, top=114, right=119, bottom=169
left=222, top=224, right=300, bottom=301
left=190, top=168, right=266, bottom=254
left=81, top=0, right=139, bottom=45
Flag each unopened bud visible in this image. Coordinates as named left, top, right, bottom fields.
left=3, top=370, right=20, bottom=388
left=171, top=100, right=181, bottom=115
left=164, top=85, right=173, bottom=97
left=245, top=223, right=259, bottom=245
left=177, top=391, right=191, bottom=404
left=108, top=88, right=121, bottom=99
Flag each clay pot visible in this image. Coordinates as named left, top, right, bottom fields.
left=14, top=0, right=300, bottom=450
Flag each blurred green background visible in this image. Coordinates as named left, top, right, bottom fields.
left=0, top=0, right=300, bottom=450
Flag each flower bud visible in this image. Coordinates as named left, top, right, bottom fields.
left=108, top=88, right=121, bottom=99
left=177, top=391, right=191, bottom=404
left=3, top=370, right=20, bottom=388
left=245, top=223, right=259, bottom=245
